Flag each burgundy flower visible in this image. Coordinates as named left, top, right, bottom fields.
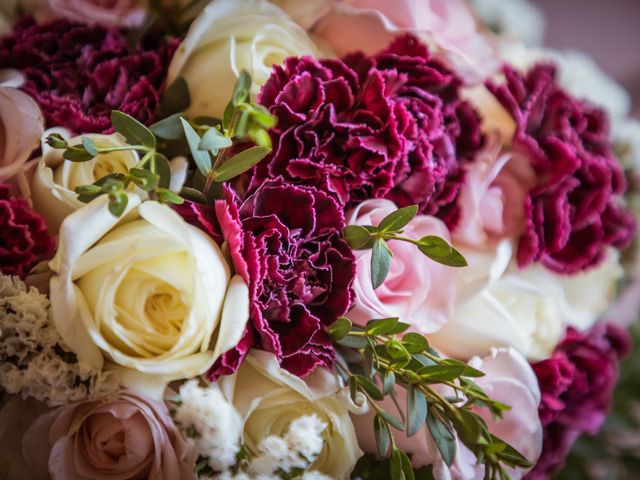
left=0, top=17, right=177, bottom=133
left=0, top=184, right=55, bottom=277
left=176, top=182, right=355, bottom=377
left=487, top=64, right=635, bottom=274
left=526, top=323, right=631, bottom=479
left=363, top=35, right=483, bottom=226
left=249, top=54, right=404, bottom=207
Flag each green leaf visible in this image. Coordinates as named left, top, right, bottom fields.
left=391, top=449, right=406, bottom=480
left=150, top=113, right=184, bottom=140
left=366, top=317, right=400, bottom=336
left=81, top=137, right=98, bottom=156
left=156, top=188, right=184, bottom=205
left=387, top=322, right=411, bottom=335
left=129, top=167, right=159, bottom=191
left=379, top=205, right=419, bottom=232
left=158, top=77, right=190, bottom=117
left=222, top=101, right=235, bottom=131
left=364, top=344, right=376, bottom=378
left=426, top=413, right=457, bottom=467
left=329, top=316, right=352, bottom=341
left=232, top=70, right=251, bottom=106
left=249, top=104, right=277, bottom=129
left=349, top=376, right=358, bottom=403
left=492, top=435, right=532, bottom=468
left=235, top=109, right=251, bottom=137
left=379, top=410, right=404, bottom=431
left=398, top=449, right=415, bottom=480
left=180, top=187, right=207, bottom=203
left=417, top=364, right=472, bottom=382
left=336, top=335, right=369, bottom=349
left=374, top=414, right=391, bottom=458
left=153, top=153, right=172, bottom=189
left=449, top=409, right=486, bottom=446
left=344, top=225, right=373, bottom=249
left=74, top=184, right=103, bottom=203
left=45, top=133, right=68, bottom=149
left=417, top=236, right=467, bottom=267
left=251, top=128, right=272, bottom=149
left=383, top=371, right=396, bottom=396
left=354, top=375, right=384, bottom=401
left=211, top=146, right=270, bottom=182
left=402, top=333, right=429, bottom=354
left=180, top=117, right=212, bottom=176
left=199, top=127, right=232, bottom=153
left=441, top=359, right=485, bottom=378
left=111, top=111, right=156, bottom=149
left=371, top=239, right=391, bottom=289
left=63, top=146, right=95, bottom=162
left=406, top=385, right=428, bottom=437
left=108, top=191, right=128, bottom=217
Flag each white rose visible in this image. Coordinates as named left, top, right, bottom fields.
left=167, top=0, right=320, bottom=118
left=31, top=129, right=188, bottom=233
left=49, top=195, right=249, bottom=398
left=431, top=242, right=623, bottom=361
left=219, top=350, right=361, bottom=479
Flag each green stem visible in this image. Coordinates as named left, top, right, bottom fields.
left=97, top=145, right=150, bottom=154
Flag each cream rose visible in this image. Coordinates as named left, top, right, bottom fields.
left=167, top=0, right=320, bottom=118
left=49, top=196, right=250, bottom=398
left=431, top=242, right=623, bottom=361
left=219, top=350, right=361, bottom=479
left=31, top=130, right=139, bottom=232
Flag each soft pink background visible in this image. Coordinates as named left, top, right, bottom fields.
left=535, top=0, right=640, bottom=116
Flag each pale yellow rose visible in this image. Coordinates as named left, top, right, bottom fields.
left=49, top=196, right=249, bottom=398
left=167, top=0, right=320, bottom=118
left=219, top=350, right=361, bottom=479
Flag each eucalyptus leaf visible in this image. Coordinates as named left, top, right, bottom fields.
left=371, top=239, right=391, bottom=289
left=426, top=413, right=456, bottom=467
left=374, top=414, right=391, bottom=458
left=406, top=386, right=427, bottom=437
left=111, top=111, right=156, bottom=149
left=81, top=137, right=98, bottom=156
left=153, top=153, right=172, bottom=189
left=180, top=117, right=212, bottom=176
left=150, top=113, right=184, bottom=140
left=63, top=146, right=95, bottom=162
left=211, top=146, right=270, bottom=182
left=329, top=316, right=352, bottom=341
left=344, top=225, right=373, bottom=249
left=379, top=205, right=419, bottom=232
left=199, top=127, right=232, bottom=152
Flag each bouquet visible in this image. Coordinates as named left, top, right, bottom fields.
left=1, top=1, right=638, bottom=479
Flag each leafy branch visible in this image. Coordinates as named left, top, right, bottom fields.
left=330, top=317, right=531, bottom=480
left=343, top=205, right=467, bottom=289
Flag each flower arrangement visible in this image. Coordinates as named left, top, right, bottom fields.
left=0, top=1, right=637, bottom=479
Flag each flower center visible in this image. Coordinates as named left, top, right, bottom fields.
left=144, top=287, right=188, bottom=335
left=92, top=153, right=130, bottom=180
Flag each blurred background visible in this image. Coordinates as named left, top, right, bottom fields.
left=536, top=0, right=640, bottom=117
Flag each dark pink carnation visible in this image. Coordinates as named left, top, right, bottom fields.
left=358, top=35, right=483, bottom=227
left=175, top=182, right=355, bottom=377
left=0, top=17, right=177, bottom=133
left=249, top=54, right=404, bottom=206
left=0, top=184, right=55, bottom=277
left=526, top=323, right=631, bottom=479
left=487, top=64, right=635, bottom=274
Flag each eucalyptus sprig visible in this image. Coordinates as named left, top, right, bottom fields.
left=45, top=110, right=182, bottom=217
left=343, top=205, right=467, bottom=289
left=330, top=317, right=531, bottom=480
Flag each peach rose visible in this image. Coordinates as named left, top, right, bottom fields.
left=274, top=0, right=499, bottom=83
left=346, top=199, right=456, bottom=334
left=23, top=390, right=196, bottom=480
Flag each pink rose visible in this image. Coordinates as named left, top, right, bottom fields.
left=454, top=135, right=532, bottom=248
left=47, top=0, right=147, bottom=27
left=275, top=0, right=499, bottom=83
left=23, top=391, right=196, bottom=480
left=346, top=199, right=456, bottom=334
left=0, top=86, right=43, bottom=199
left=350, top=349, right=542, bottom=479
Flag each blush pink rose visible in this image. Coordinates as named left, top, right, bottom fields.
left=47, top=0, right=147, bottom=27
left=0, top=87, right=43, bottom=199
left=276, top=0, right=499, bottom=83
left=23, top=391, right=196, bottom=480
left=346, top=199, right=456, bottom=334
left=350, top=348, right=542, bottom=479
left=454, top=135, right=533, bottom=248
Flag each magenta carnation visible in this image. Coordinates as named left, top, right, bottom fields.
left=249, top=54, right=403, bottom=207
left=357, top=35, right=483, bottom=226
left=487, top=64, right=635, bottom=274
left=0, top=17, right=177, bottom=133
left=0, top=184, right=55, bottom=277
left=176, top=182, right=355, bottom=377
left=526, top=323, right=631, bottom=479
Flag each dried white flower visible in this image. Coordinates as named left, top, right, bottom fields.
left=0, top=275, right=116, bottom=406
